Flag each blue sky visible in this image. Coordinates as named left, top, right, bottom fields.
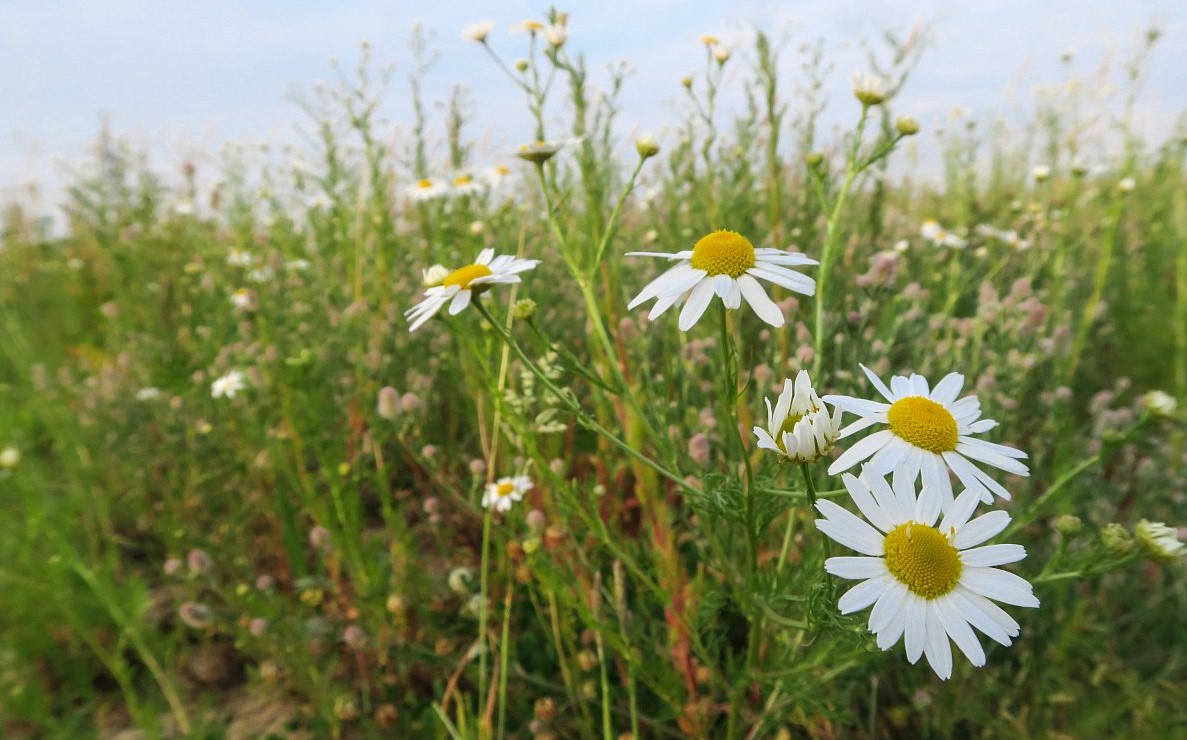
left=2, top=1, right=1184, bottom=209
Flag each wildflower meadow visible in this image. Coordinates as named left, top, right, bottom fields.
left=2, top=10, right=1186, bottom=739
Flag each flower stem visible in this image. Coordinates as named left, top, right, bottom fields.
left=477, top=503, right=493, bottom=728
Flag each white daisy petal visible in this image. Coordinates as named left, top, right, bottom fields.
left=736, top=274, right=785, bottom=327
left=838, top=574, right=893, bottom=614
left=960, top=544, right=1027, bottom=568
left=678, top=278, right=717, bottom=331
left=814, top=500, right=886, bottom=556
left=935, top=596, right=985, bottom=667
left=930, top=373, right=965, bottom=406
left=845, top=472, right=897, bottom=533
left=825, top=556, right=888, bottom=580
left=961, top=567, right=1040, bottom=608
left=647, top=292, right=682, bottom=321
left=939, top=488, right=982, bottom=533
left=904, top=595, right=927, bottom=663
left=953, top=586, right=1021, bottom=643
left=890, top=375, right=912, bottom=399
left=448, top=289, right=472, bottom=315
left=923, top=606, right=954, bottom=679
left=954, top=510, right=1011, bottom=550
left=866, top=435, right=912, bottom=476
left=826, top=429, right=894, bottom=475
left=868, top=579, right=909, bottom=633
left=962, top=419, right=998, bottom=434
left=909, top=374, right=930, bottom=397
left=859, top=364, right=897, bottom=402
left=753, top=248, right=819, bottom=266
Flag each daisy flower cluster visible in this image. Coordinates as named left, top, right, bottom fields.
left=403, top=167, right=512, bottom=202
left=809, top=364, right=1037, bottom=679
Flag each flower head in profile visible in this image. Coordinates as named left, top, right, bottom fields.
left=852, top=69, right=888, bottom=106
left=450, top=173, right=485, bottom=197
left=753, top=371, right=841, bottom=463
left=482, top=475, right=533, bottom=512
left=406, top=249, right=540, bottom=332
left=461, top=20, right=494, bottom=43
left=626, top=229, right=816, bottom=331
left=1135, top=519, right=1186, bottom=562
left=405, top=178, right=449, bottom=202
left=815, top=470, right=1039, bottom=680
left=920, top=219, right=967, bottom=249
left=211, top=370, right=246, bottom=399
left=825, top=365, right=1029, bottom=507
left=515, top=137, right=582, bottom=164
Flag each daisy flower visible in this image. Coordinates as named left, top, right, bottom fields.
left=211, top=370, right=246, bottom=399
left=825, top=364, right=1029, bottom=507
left=1134, top=519, right=1186, bottom=562
left=461, top=20, right=494, bottom=43
left=405, top=178, right=448, bottom=202
left=405, top=249, right=540, bottom=332
left=816, top=471, right=1039, bottom=680
left=482, top=475, right=532, bottom=512
left=852, top=69, right=888, bottom=106
left=753, top=370, right=842, bottom=463
left=515, top=137, right=581, bottom=164
left=626, top=229, right=816, bottom=331
left=450, top=173, right=485, bottom=197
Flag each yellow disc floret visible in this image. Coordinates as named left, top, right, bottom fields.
left=887, top=396, right=959, bottom=453
left=496, top=481, right=515, bottom=497
left=442, top=263, right=493, bottom=290
left=689, top=230, right=756, bottom=277
left=883, top=522, right=962, bottom=599
left=417, top=179, right=434, bottom=189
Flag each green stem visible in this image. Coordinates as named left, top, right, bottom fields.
left=800, top=463, right=830, bottom=561
left=473, top=300, right=694, bottom=496
left=477, top=504, right=493, bottom=727
left=813, top=105, right=871, bottom=378
left=497, top=584, right=513, bottom=740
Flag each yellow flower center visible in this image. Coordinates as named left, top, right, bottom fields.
left=689, top=230, right=756, bottom=277
left=454, top=175, right=473, bottom=186
left=417, top=179, right=434, bottom=189
left=883, top=522, right=963, bottom=599
left=442, top=263, right=493, bottom=290
left=496, top=482, right=515, bottom=497
left=887, top=396, right=958, bottom=453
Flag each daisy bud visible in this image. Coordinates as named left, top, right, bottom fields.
left=895, top=116, right=920, bottom=136
left=1101, top=523, right=1134, bottom=557
left=681, top=75, right=694, bottom=89
left=544, top=24, right=567, bottom=48
left=1053, top=514, right=1082, bottom=536
left=713, top=46, right=731, bottom=64
left=1032, top=165, right=1051, bottom=182
left=514, top=59, right=529, bottom=73
left=635, top=134, right=660, bottom=160
left=1135, top=519, right=1186, bottom=562
left=512, top=298, right=537, bottom=321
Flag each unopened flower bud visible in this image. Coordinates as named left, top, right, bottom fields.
left=635, top=134, right=660, bottom=160
left=1143, top=390, right=1177, bottom=417
left=1053, top=515, right=1082, bottom=536
left=512, top=298, right=537, bottom=321
left=1101, top=523, right=1134, bottom=557
left=895, top=116, right=920, bottom=136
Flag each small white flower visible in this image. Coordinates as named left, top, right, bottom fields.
left=920, top=219, right=967, bottom=249
left=247, top=267, right=275, bottom=283
left=515, top=137, right=582, bottom=164
left=825, top=364, right=1029, bottom=508
left=753, top=371, right=842, bottom=463
left=816, top=471, right=1039, bottom=680
left=543, top=23, right=568, bottom=48
left=1118, top=177, right=1136, bottom=193
left=1143, top=390, right=1177, bottom=417
left=0, top=446, right=20, bottom=469
left=405, top=178, right=449, bottom=202
left=482, top=164, right=512, bottom=187
left=135, top=387, right=162, bottom=401
left=406, top=249, right=540, bottom=332
left=1031, top=165, right=1051, bottom=182
left=626, top=229, right=816, bottom=331
left=450, top=173, right=485, bottom=197
left=1135, top=519, right=1186, bottom=562
left=211, top=370, right=246, bottom=399
left=286, top=259, right=310, bottom=272
left=230, top=288, right=256, bottom=311
left=482, top=475, right=533, bottom=512
left=226, top=248, right=254, bottom=267
left=461, top=20, right=494, bottom=43
left=852, top=69, right=888, bottom=106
